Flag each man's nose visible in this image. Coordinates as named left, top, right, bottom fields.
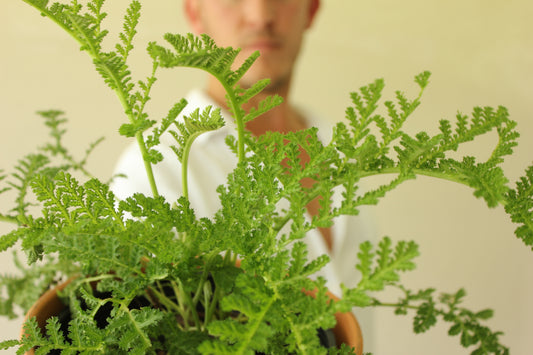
left=244, top=0, right=276, bottom=30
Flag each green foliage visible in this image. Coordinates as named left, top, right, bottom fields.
left=0, top=339, right=20, bottom=351
left=505, top=166, right=533, bottom=249
left=0, top=110, right=101, bottom=254
left=336, top=237, right=419, bottom=310
left=372, top=287, right=509, bottom=355
left=0, top=254, right=77, bottom=319
left=2, top=1, right=531, bottom=354
left=149, top=32, right=283, bottom=162
left=18, top=316, right=105, bottom=354
left=168, top=105, right=225, bottom=197
left=333, top=73, right=520, bottom=212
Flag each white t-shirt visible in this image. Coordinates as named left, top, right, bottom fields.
left=111, top=89, right=375, bottom=296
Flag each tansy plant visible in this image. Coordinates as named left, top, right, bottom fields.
left=1, top=1, right=532, bottom=354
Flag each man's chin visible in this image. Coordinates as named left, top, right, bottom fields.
left=241, top=77, right=288, bottom=96
left=240, top=65, right=289, bottom=90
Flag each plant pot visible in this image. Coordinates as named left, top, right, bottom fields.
left=20, top=280, right=72, bottom=355
left=328, top=291, right=364, bottom=354
left=300, top=287, right=363, bottom=354
left=21, top=280, right=364, bottom=354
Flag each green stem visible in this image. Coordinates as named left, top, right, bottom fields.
left=205, top=282, right=221, bottom=324
left=214, top=76, right=246, bottom=163
left=192, top=265, right=210, bottom=306
left=133, top=63, right=161, bottom=197
left=171, top=280, right=191, bottom=329
left=79, top=273, right=116, bottom=285
left=361, top=167, right=508, bottom=206
left=135, top=132, right=159, bottom=197
left=121, top=302, right=152, bottom=348
left=23, top=1, right=160, bottom=197
left=225, top=88, right=247, bottom=164
left=272, top=163, right=509, bottom=237
left=372, top=301, right=421, bottom=311
left=179, top=280, right=203, bottom=330
left=0, top=214, right=18, bottom=224
left=180, top=132, right=204, bottom=199
left=147, top=284, right=185, bottom=329
left=235, top=296, right=276, bottom=355
left=177, top=73, right=245, bottom=198
left=203, top=251, right=235, bottom=325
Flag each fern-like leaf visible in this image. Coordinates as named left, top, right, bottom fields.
left=7, top=154, right=51, bottom=218
left=352, top=237, right=419, bottom=293
left=169, top=106, right=225, bottom=162
left=505, top=165, right=533, bottom=249
left=151, top=33, right=240, bottom=82
left=374, top=287, right=510, bottom=355
left=145, top=98, right=188, bottom=150
left=106, top=306, right=164, bottom=353
left=201, top=273, right=275, bottom=355
left=242, top=94, right=283, bottom=124
left=116, top=1, right=141, bottom=61
left=0, top=339, right=19, bottom=351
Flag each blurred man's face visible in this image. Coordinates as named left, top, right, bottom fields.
left=186, top=0, right=320, bottom=92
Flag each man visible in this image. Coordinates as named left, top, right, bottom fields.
left=184, top=0, right=339, bottom=248
left=112, top=0, right=374, bottom=296
left=184, top=0, right=320, bottom=135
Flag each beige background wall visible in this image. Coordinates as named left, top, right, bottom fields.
left=1, top=1, right=532, bottom=354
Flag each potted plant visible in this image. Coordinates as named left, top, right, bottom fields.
left=1, top=1, right=531, bottom=354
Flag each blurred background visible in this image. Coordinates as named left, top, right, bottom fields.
left=1, top=1, right=532, bottom=354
